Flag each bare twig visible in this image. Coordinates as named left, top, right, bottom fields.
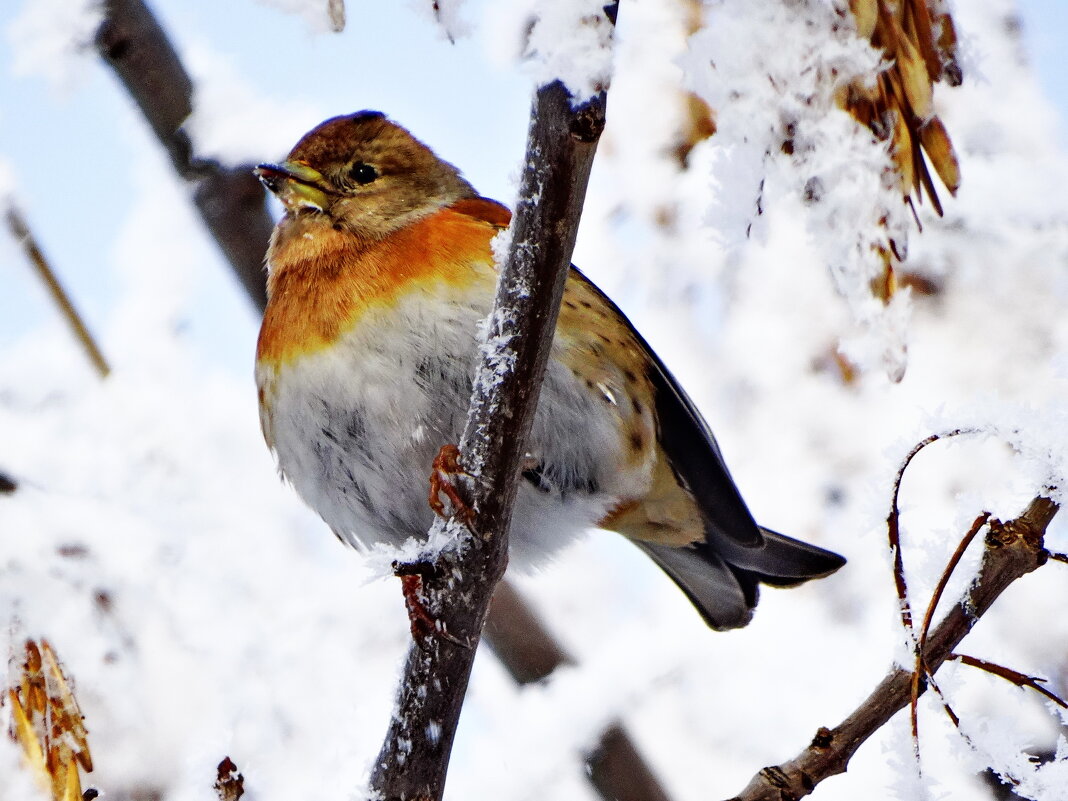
left=887, top=428, right=977, bottom=637
left=726, top=495, right=1059, bottom=801
left=95, top=0, right=273, bottom=311
left=917, top=512, right=991, bottom=654
left=368, top=77, right=609, bottom=801
left=5, top=206, right=111, bottom=378
left=910, top=511, right=989, bottom=747
left=950, top=653, right=1068, bottom=709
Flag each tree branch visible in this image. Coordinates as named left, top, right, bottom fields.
left=368, top=79, right=609, bottom=801
left=95, top=0, right=273, bottom=311
left=726, top=495, right=1059, bottom=801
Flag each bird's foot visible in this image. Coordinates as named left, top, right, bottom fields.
left=392, top=560, right=472, bottom=649
left=428, top=443, right=475, bottom=528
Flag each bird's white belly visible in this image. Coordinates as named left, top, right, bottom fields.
left=258, top=290, right=650, bottom=565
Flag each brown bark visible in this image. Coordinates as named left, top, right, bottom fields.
left=726, top=496, right=1058, bottom=801
left=367, top=79, right=608, bottom=801
left=95, top=0, right=273, bottom=311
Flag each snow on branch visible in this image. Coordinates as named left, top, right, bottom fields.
left=726, top=493, right=1060, bottom=801
left=367, top=74, right=611, bottom=801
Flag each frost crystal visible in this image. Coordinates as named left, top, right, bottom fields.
left=682, top=0, right=912, bottom=378
left=523, top=0, right=614, bottom=101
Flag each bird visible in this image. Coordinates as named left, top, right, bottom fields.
left=254, top=111, right=844, bottom=631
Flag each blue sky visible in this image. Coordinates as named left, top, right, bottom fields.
left=1, top=0, right=1066, bottom=374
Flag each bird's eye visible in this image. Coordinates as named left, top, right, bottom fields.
left=349, top=162, right=378, bottom=185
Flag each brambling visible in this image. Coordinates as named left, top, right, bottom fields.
left=254, top=112, right=844, bottom=630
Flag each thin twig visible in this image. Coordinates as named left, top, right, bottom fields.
left=950, top=653, right=1068, bottom=709
left=726, top=495, right=1059, bottom=801
left=5, top=205, right=111, bottom=378
left=910, top=511, right=989, bottom=749
left=887, top=428, right=977, bottom=637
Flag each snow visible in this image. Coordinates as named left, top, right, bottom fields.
left=252, top=0, right=339, bottom=33
left=6, top=0, right=100, bottom=92
left=2, top=0, right=1068, bottom=799
left=184, top=44, right=325, bottom=168
left=521, top=0, right=616, bottom=101
left=681, top=0, right=911, bottom=380
left=415, top=0, right=472, bottom=42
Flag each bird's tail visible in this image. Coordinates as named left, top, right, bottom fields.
left=633, top=529, right=844, bottom=631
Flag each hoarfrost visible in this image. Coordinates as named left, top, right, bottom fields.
left=522, top=0, right=615, bottom=101
left=682, top=0, right=912, bottom=378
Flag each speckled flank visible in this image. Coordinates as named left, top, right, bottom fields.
left=556, top=278, right=656, bottom=470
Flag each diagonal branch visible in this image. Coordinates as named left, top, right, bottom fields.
left=5, top=205, right=111, bottom=378
left=95, top=0, right=273, bottom=311
left=726, top=495, right=1059, bottom=801
left=368, top=78, right=609, bottom=801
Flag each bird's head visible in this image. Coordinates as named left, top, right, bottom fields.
left=256, top=111, right=476, bottom=241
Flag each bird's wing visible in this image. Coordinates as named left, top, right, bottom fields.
left=448, top=197, right=764, bottom=552
left=569, top=269, right=765, bottom=550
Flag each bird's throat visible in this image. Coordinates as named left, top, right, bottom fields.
left=256, top=207, right=498, bottom=367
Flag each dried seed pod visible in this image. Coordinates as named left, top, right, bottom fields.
left=904, top=0, right=942, bottom=80
left=889, top=108, right=916, bottom=195
left=870, top=245, right=898, bottom=302
left=919, top=116, right=961, bottom=195
left=8, top=640, right=93, bottom=801
left=892, top=19, right=934, bottom=120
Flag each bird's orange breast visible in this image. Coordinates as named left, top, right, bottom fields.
left=257, top=203, right=503, bottom=367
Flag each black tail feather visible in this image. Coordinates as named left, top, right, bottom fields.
left=633, top=532, right=844, bottom=630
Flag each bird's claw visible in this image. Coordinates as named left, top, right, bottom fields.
left=393, top=560, right=472, bottom=648
left=429, top=443, right=476, bottom=528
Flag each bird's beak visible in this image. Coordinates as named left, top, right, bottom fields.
left=255, top=161, right=330, bottom=213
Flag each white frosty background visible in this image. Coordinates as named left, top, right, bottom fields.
left=2, top=1, right=1068, bottom=800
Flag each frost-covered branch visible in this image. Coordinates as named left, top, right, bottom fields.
left=368, top=78, right=609, bottom=801
left=94, top=0, right=274, bottom=311
left=726, top=495, right=1059, bottom=801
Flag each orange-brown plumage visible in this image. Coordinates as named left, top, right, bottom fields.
left=258, top=200, right=506, bottom=367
